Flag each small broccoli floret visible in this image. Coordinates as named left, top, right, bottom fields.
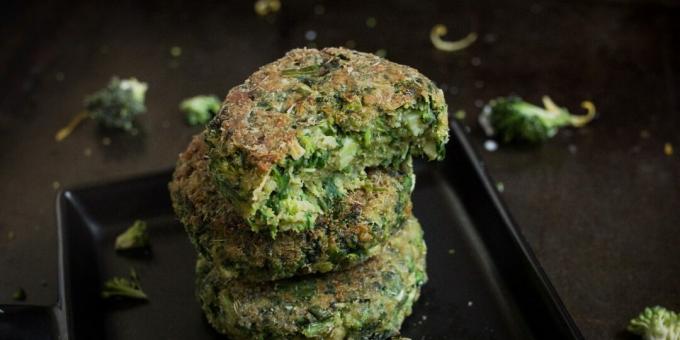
left=101, top=268, right=148, bottom=300
left=479, top=96, right=596, bottom=143
left=85, top=77, right=148, bottom=131
left=115, top=220, right=149, bottom=251
left=180, top=95, right=221, bottom=126
left=55, top=77, right=148, bottom=141
left=628, top=306, right=680, bottom=340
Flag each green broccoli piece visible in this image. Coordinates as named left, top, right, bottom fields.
left=55, top=77, right=148, bottom=141
left=115, top=220, right=149, bottom=251
left=85, top=77, right=148, bottom=131
left=180, top=95, right=221, bottom=126
left=12, top=288, right=26, bottom=301
left=628, top=306, right=680, bottom=340
left=101, top=268, right=148, bottom=300
left=479, top=96, right=596, bottom=143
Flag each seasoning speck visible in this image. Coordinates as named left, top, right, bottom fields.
left=305, top=30, right=317, bottom=41
left=474, top=99, right=485, bottom=108
left=467, top=300, right=474, bottom=307
left=496, top=182, right=505, bottom=192
left=102, top=137, right=112, bottom=146
left=640, top=129, right=650, bottom=139
left=83, top=147, right=92, bottom=157
left=664, top=143, right=673, bottom=156
left=568, top=144, right=578, bottom=154
left=484, top=140, right=498, bottom=152
left=12, top=288, right=26, bottom=301
left=170, top=46, right=182, bottom=57
left=422, top=315, right=428, bottom=321
left=52, top=181, right=61, bottom=190
left=7, top=231, right=15, bottom=240
left=448, top=248, right=455, bottom=255
left=366, top=17, right=377, bottom=28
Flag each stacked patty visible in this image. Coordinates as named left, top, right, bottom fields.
left=169, top=47, right=448, bottom=339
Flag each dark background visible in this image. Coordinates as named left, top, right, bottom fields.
left=1, top=0, right=678, bottom=338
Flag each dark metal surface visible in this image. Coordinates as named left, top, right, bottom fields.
left=0, top=0, right=678, bottom=339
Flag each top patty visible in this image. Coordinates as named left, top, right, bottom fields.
left=206, top=47, right=448, bottom=234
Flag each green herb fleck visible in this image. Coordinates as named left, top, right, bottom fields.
left=115, top=220, right=149, bottom=251
left=101, top=268, right=148, bottom=300
left=454, top=110, right=466, bottom=120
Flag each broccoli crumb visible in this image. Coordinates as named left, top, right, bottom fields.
left=254, top=0, right=280, bottom=16
left=664, top=143, right=673, bottom=156
left=479, top=96, right=596, bottom=144
left=12, top=288, right=26, bottom=301
left=101, top=268, right=148, bottom=301
left=453, top=110, right=466, bottom=120
left=115, top=220, right=150, bottom=251
left=180, top=95, right=221, bottom=126
left=628, top=306, right=679, bottom=340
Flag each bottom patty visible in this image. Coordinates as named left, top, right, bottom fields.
left=196, top=216, right=427, bottom=340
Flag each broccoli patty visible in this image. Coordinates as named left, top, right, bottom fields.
left=196, top=216, right=427, bottom=340
left=206, top=47, right=448, bottom=234
left=170, top=134, right=414, bottom=282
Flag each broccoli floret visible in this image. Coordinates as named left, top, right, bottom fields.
left=628, top=306, right=680, bottom=340
left=180, top=95, right=221, bottom=126
left=85, top=77, right=147, bottom=131
left=115, top=220, right=149, bottom=251
left=479, top=96, right=596, bottom=143
left=55, top=77, right=148, bottom=141
left=101, top=268, right=148, bottom=300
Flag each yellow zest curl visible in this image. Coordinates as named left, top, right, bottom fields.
left=430, top=24, right=477, bottom=52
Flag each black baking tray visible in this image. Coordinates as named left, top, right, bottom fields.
left=0, top=122, right=583, bottom=339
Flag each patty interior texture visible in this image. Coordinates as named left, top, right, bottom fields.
left=206, top=47, right=448, bottom=234
left=170, top=134, right=414, bottom=282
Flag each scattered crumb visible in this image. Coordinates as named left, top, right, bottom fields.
left=254, top=0, right=281, bottom=16
left=496, top=182, right=505, bottom=192
left=484, top=140, right=498, bottom=152
left=453, top=110, right=466, bottom=120
left=102, top=137, right=112, bottom=146
left=305, top=30, right=317, bottom=41
left=568, top=144, right=578, bottom=154
left=52, top=181, right=61, bottom=190
left=664, top=143, right=673, bottom=156
left=313, top=4, right=325, bottom=15
left=0, top=308, right=4, bottom=314
left=7, top=231, right=15, bottom=240
left=448, top=248, right=455, bottom=255
left=640, top=129, right=650, bottom=139
left=12, top=288, right=26, bottom=301
left=366, top=17, right=377, bottom=28
left=375, top=49, right=387, bottom=58
left=483, top=33, right=497, bottom=43
left=345, top=40, right=356, bottom=49
left=170, top=46, right=182, bottom=57
left=471, top=57, right=482, bottom=66
left=55, top=72, right=65, bottom=82
left=83, top=147, right=92, bottom=157
left=421, top=315, right=428, bottom=321
left=467, top=300, right=474, bottom=307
